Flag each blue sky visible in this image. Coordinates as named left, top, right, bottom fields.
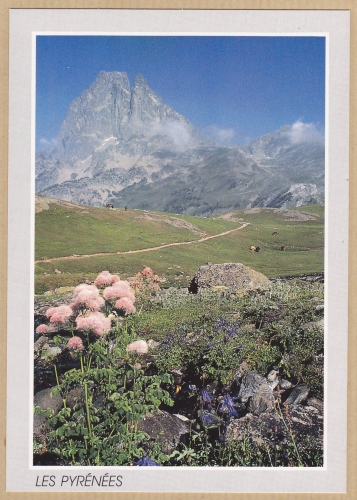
left=36, top=35, right=325, bottom=151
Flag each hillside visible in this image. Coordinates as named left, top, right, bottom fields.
left=35, top=196, right=324, bottom=294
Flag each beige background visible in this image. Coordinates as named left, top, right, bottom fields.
left=1, top=2, right=356, bottom=499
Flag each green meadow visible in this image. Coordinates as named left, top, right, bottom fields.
left=35, top=199, right=324, bottom=294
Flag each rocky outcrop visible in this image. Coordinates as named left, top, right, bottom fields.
left=284, top=384, right=310, bottom=406
left=189, top=263, right=269, bottom=293
left=34, top=386, right=84, bottom=440
left=227, top=403, right=323, bottom=449
left=137, top=410, right=190, bottom=454
left=226, top=365, right=323, bottom=450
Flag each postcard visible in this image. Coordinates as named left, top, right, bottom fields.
left=6, top=7, right=350, bottom=494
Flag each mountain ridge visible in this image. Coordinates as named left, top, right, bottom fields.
left=36, top=71, right=324, bottom=215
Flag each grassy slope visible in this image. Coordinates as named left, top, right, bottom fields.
left=35, top=204, right=237, bottom=260
left=35, top=202, right=324, bottom=293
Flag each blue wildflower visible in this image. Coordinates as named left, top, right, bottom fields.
left=201, top=413, right=215, bottom=425
left=135, top=455, right=159, bottom=466
left=219, top=394, right=239, bottom=419
left=201, top=389, right=213, bottom=404
left=199, top=410, right=220, bottom=427
left=218, top=434, right=227, bottom=447
left=188, top=384, right=197, bottom=392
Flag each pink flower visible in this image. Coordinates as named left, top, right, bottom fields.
left=36, top=324, right=48, bottom=335
left=45, top=307, right=56, bottom=319
left=71, top=284, right=105, bottom=312
left=45, top=305, right=73, bottom=324
left=141, top=267, right=155, bottom=279
left=67, top=336, right=84, bottom=351
left=115, top=297, right=136, bottom=314
left=127, top=340, right=148, bottom=355
left=76, top=311, right=111, bottom=336
left=94, top=270, right=120, bottom=287
left=103, top=280, right=135, bottom=303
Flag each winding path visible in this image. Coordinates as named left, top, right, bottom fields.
left=35, top=222, right=250, bottom=264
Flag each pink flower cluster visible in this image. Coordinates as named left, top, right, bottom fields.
left=36, top=270, right=142, bottom=340
left=130, top=266, right=161, bottom=295
left=94, top=270, right=120, bottom=288
left=141, top=266, right=155, bottom=279
left=36, top=324, right=48, bottom=335
left=70, top=284, right=105, bottom=312
left=127, top=340, right=148, bottom=355
left=67, top=336, right=84, bottom=351
left=45, top=305, right=73, bottom=325
left=103, top=280, right=136, bottom=314
left=76, top=311, right=111, bottom=336
left=115, top=297, right=136, bottom=314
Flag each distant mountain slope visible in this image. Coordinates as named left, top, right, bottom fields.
left=36, top=71, right=324, bottom=215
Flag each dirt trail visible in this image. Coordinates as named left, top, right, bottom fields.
left=35, top=223, right=250, bottom=264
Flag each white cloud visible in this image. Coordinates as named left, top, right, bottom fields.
left=205, top=125, right=236, bottom=145
left=285, top=120, right=324, bottom=145
left=39, top=137, right=58, bottom=149
left=148, top=120, right=197, bottom=151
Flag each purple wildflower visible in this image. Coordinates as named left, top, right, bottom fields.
left=201, top=413, right=215, bottom=425
left=135, top=455, right=159, bottom=466
left=219, top=394, right=239, bottom=419
left=201, top=389, right=213, bottom=404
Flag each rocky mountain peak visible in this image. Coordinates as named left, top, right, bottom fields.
left=133, top=73, right=147, bottom=87
left=36, top=72, right=324, bottom=214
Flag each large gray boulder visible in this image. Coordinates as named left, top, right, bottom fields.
left=137, top=410, right=190, bottom=454
left=249, top=383, right=275, bottom=416
left=189, top=263, right=269, bottom=293
left=238, top=371, right=266, bottom=402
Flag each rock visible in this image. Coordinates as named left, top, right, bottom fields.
left=227, top=404, right=323, bottom=449
left=34, top=385, right=85, bottom=448
left=227, top=412, right=281, bottom=446
left=230, top=360, right=250, bottom=388
left=66, top=386, right=85, bottom=408
left=173, top=414, right=191, bottom=423
left=301, top=318, right=324, bottom=332
left=41, top=345, right=62, bottom=358
left=266, top=367, right=280, bottom=389
left=249, top=383, right=275, bottom=416
left=34, top=349, right=81, bottom=393
left=34, top=336, right=48, bottom=357
left=34, top=387, right=63, bottom=413
left=33, top=387, right=63, bottom=438
left=137, top=410, right=190, bottom=454
left=287, top=405, right=324, bottom=447
left=34, top=292, right=74, bottom=316
left=238, top=371, right=266, bottom=402
left=284, top=384, right=310, bottom=406
left=188, top=263, right=269, bottom=294
left=307, top=397, right=324, bottom=414
left=147, top=339, right=160, bottom=350
left=279, top=378, right=292, bottom=390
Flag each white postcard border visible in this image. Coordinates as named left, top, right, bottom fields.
left=7, top=9, right=349, bottom=493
